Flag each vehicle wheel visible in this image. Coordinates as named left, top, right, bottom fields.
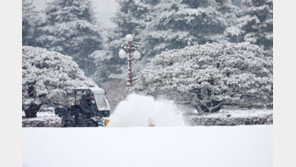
left=62, top=117, right=75, bottom=127
left=75, top=113, right=88, bottom=127
left=85, top=119, right=98, bottom=127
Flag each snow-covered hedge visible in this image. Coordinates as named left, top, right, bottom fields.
left=22, top=46, right=97, bottom=116
left=134, top=42, right=273, bottom=113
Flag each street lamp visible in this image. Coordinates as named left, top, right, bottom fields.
left=119, top=34, right=141, bottom=93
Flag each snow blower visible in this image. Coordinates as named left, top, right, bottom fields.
left=55, top=87, right=111, bottom=127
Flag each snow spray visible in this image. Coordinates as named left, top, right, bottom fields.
left=107, top=94, right=185, bottom=127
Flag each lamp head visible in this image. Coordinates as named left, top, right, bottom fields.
left=133, top=50, right=141, bottom=60
left=126, top=34, right=133, bottom=42
left=119, top=49, right=126, bottom=59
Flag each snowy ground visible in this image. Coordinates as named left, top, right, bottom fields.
left=22, top=126, right=272, bottom=167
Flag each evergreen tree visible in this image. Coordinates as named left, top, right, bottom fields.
left=140, top=0, right=233, bottom=59
left=99, top=0, right=239, bottom=84
left=97, top=0, right=242, bottom=84
left=22, top=0, right=42, bottom=46
left=216, top=0, right=241, bottom=29
left=37, top=0, right=103, bottom=76
left=112, top=0, right=159, bottom=41
left=225, top=0, right=273, bottom=52
left=94, top=0, right=160, bottom=83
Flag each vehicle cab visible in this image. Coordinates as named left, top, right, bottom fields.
left=73, top=87, right=111, bottom=126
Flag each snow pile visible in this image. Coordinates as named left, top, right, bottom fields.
left=108, top=94, right=185, bottom=127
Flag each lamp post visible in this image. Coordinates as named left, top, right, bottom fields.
left=119, top=34, right=141, bottom=94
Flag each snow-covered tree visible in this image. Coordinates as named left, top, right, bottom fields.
left=22, top=46, right=97, bottom=117
left=217, top=0, right=241, bottom=29
left=109, top=0, right=160, bottom=47
left=225, top=0, right=273, bottom=52
left=231, top=0, right=243, bottom=7
left=134, top=42, right=273, bottom=113
left=22, top=0, right=43, bottom=46
left=89, top=49, right=119, bottom=84
left=37, top=0, right=103, bottom=76
left=100, top=0, right=240, bottom=84
left=96, top=0, right=160, bottom=82
left=112, top=0, right=159, bottom=40
left=140, top=0, right=234, bottom=59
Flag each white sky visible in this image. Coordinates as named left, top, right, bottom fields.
left=32, top=0, right=118, bottom=28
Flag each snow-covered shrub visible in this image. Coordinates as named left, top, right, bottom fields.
left=22, top=46, right=97, bottom=117
left=134, top=42, right=273, bottom=113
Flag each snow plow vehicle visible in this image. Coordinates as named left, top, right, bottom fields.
left=55, top=87, right=111, bottom=127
